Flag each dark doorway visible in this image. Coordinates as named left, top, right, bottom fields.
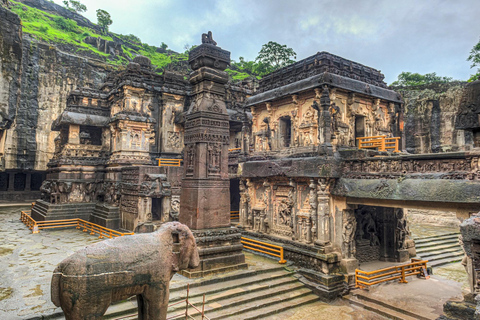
left=31, top=172, right=44, bottom=191
left=355, top=116, right=365, bottom=146
left=152, top=198, right=162, bottom=221
left=279, top=116, right=292, bottom=148
left=355, top=205, right=410, bottom=263
left=14, top=173, right=26, bottom=191
left=230, top=179, right=240, bottom=212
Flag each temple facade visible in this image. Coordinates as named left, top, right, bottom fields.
left=31, top=53, right=251, bottom=232
left=236, top=52, right=413, bottom=298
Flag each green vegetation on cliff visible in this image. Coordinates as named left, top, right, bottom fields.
left=9, top=1, right=295, bottom=82
left=9, top=1, right=179, bottom=73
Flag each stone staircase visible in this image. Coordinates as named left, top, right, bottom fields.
left=103, top=266, right=321, bottom=320
left=344, top=290, right=433, bottom=320
left=414, top=232, right=464, bottom=268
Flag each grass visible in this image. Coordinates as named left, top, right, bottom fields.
left=9, top=1, right=252, bottom=80
left=9, top=1, right=179, bottom=72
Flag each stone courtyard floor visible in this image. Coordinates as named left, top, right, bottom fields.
left=0, top=205, right=469, bottom=319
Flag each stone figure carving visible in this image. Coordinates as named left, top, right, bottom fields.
left=51, top=222, right=200, bottom=320
left=278, top=189, right=294, bottom=226
left=329, top=103, right=341, bottom=138
left=342, top=210, right=357, bottom=259
left=395, top=209, right=409, bottom=250
left=201, top=31, right=217, bottom=46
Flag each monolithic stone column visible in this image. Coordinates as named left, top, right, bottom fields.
left=8, top=172, right=15, bottom=191
left=25, top=173, right=31, bottom=191
left=315, top=178, right=331, bottom=246
left=179, top=36, right=231, bottom=230
left=179, top=32, right=246, bottom=278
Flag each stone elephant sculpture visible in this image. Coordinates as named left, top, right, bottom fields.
left=51, top=222, right=200, bottom=320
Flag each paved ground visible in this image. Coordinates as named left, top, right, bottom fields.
left=0, top=205, right=102, bottom=319
left=0, top=206, right=469, bottom=319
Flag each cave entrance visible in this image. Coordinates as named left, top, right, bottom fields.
left=354, top=205, right=411, bottom=264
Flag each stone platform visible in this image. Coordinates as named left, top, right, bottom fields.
left=31, top=200, right=94, bottom=221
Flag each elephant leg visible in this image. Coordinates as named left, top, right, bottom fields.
left=144, top=287, right=169, bottom=320
left=65, top=293, right=111, bottom=320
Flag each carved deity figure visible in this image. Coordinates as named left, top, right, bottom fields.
left=278, top=189, right=294, bottom=226
left=342, top=210, right=357, bottom=259
left=395, top=209, right=409, bottom=250
left=329, top=103, right=341, bottom=138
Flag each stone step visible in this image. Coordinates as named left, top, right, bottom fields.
left=344, top=293, right=426, bottom=320
left=167, top=281, right=309, bottom=318
left=205, top=287, right=315, bottom=320
left=231, top=293, right=320, bottom=320
left=418, top=250, right=464, bottom=262
left=415, top=242, right=461, bottom=254
left=167, top=273, right=299, bottom=314
left=103, top=266, right=291, bottom=319
left=352, top=291, right=433, bottom=319
left=417, top=246, right=463, bottom=258
left=414, top=232, right=460, bottom=242
left=429, top=256, right=464, bottom=268
left=169, top=266, right=287, bottom=293
left=415, top=238, right=460, bottom=249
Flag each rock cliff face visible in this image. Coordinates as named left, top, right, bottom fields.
left=0, top=5, right=111, bottom=173
left=396, top=82, right=468, bottom=154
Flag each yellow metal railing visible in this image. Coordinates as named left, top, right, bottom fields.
left=357, top=135, right=400, bottom=152
left=228, top=147, right=241, bottom=152
left=241, top=237, right=286, bottom=264
left=20, top=211, right=133, bottom=238
left=355, top=258, right=429, bottom=289
left=230, top=211, right=239, bottom=220
left=156, top=158, right=182, bottom=167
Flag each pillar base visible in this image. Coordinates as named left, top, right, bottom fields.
left=179, top=227, right=247, bottom=278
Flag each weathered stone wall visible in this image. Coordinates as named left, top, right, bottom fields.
left=405, top=208, right=459, bottom=228
left=0, top=5, right=111, bottom=172
left=396, top=82, right=468, bottom=154
left=0, top=4, right=22, bottom=162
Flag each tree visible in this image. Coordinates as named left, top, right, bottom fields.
left=63, top=0, right=87, bottom=13
left=96, top=9, right=112, bottom=33
left=390, top=72, right=453, bottom=87
left=467, top=38, right=480, bottom=82
left=255, top=41, right=296, bottom=74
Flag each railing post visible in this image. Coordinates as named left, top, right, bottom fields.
left=185, top=284, right=189, bottom=320
left=279, top=247, right=286, bottom=264
left=400, top=266, right=407, bottom=283
left=380, top=136, right=386, bottom=151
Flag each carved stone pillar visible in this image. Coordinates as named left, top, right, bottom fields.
left=289, top=179, right=297, bottom=240
left=179, top=32, right=246, bottom=278
left=315, top=178, right=331, bottom=246
left=308, top=179, right=317, bottom=243
left=7, top=172, right=14, bottom=191
left=25, top=173, right=31, bottom=191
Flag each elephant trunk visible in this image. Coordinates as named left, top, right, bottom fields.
left=51, top=266, right=62, bottom=307
left=189, top=247, right=200, bottom=269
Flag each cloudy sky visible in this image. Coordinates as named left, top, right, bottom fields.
left=52, top=0, right=480, bottom=84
